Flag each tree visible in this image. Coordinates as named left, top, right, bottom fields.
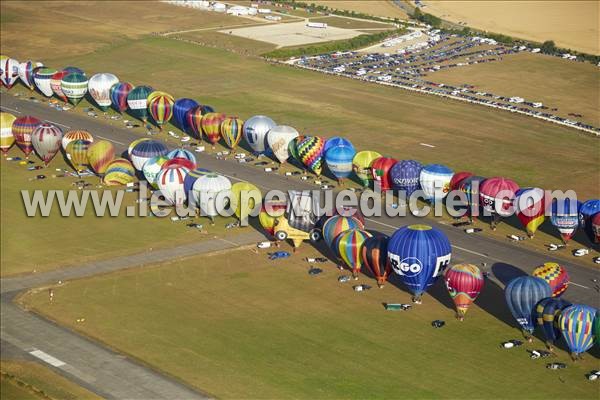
left=541, top=40, right=556, bottom=54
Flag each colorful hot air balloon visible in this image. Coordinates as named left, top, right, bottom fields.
left=444, top=264, right=484, bottom=320
left=63, top=66, right=84, bottom=75
left=87, top=73, right=119, bottom=111
left=0, top=112, right=16, bottom=156
left=287, top=135, right=304, bottom=166
left=532, top=262, right=569, bottom=298
left=371, top=157, right=398, bottom=193
left=127, top=85, right=153, bottom=122
left=200, top=112, right=226, bottom=146
left=65, top=139, right=92, bottom=172
left=514, top=188, right=546, bottom=238
left=449, top=171, right=473, bottom=191
left=127, top=137, right=150, bottom=157
left=50, top=70, right=69, bottom=102
left=458, top=175, right=486, bottom=220
left=221, top=117, right=245, bottom=150
left=110, top=82, right=133, bottom=113
left=103, top=158, right=136, bottom=186
left=192, top=173, right=232, bottom=220
left=267, top=125, right=298, bottom=163
left=480, top=177, right=519, bottom=229
left=592, top=213, right=600, bottom=244
left=243, top=115, right=276, bottom=154
left=550, top=198, right=580, bottom=244
left=173, top=98, right=199, bottom=132
left=322, top=215, right=365, bottom=250
left=337, top=229, right=372, bottom=278
left=535, top=297, right=571, bottom=349
left=130, top=140, right=169, bottom=171
left=297, top=136, right=325, bottom=176
left=259, top=200, right=287, bottom=237
left=183, top=167, right=211, bottom=197
left=12, top=116, right=41, bottom=158
left=230, top=182, right=262, bottom=222
left=390, top=160, right=422, bottom=197
left=31, top=123, right=63, bottom=166
left=505, top=276, right=551, bottom=337
left=148, top=92, right=174, bottom=130
left=87, top=140, right=116, bottom=176
left=62, top=130, right=94, bottom=150
left=185, top=105, right=214, bottom=140
left=324, top=138, right=356, bottom=183
left=361, top=235, right=391, bottom=287
left=352, top=150, right=381, bottom=188
left=161, top=157, right=195, bottom=171
left=143, top=155, right=169, bottom=188
left=594, top=314, right=600, bottom=347
left=1, top=58, right=19, bottom=88
left=167, top=148, right=196, bottom=166
left=156, top=165, right=190, bottom=205
left=558, top=304, right=597, bottom=359
left=61, top=72, right=88, bottom=105
left=332, top=205, right=366, bottom=226
left=388, top=224, right=452, bottom=303
left=420, top=164, right=453, bottom=203
left=33, top=68, right=57, bottom=97
left=17, top=61, right=36, bottom=90
left=579, top=200, right=600, bottom=245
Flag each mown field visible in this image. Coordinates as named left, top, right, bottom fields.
left=22, top=245, right=600, bottom=399
left=312, top=0, right=409, bottom=20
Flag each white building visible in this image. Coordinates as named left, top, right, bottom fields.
left=307, top=22, right=327, bottom=28
left=227, top=5, right=249, bottom=15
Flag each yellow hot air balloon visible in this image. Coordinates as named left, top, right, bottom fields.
left=230, top=181, right=262, bottom=223
left=65, top=139, right=91, bottom=173
left=0, top=112, right=17, bottom=156
left=87, top=140, right=116, bottom=176
left=353, top=150, right=382, bottom=188
left=104, top=158, right=137, bottom=186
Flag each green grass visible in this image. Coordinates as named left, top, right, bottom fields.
left=22, top=245, right=600, bottom=399
left=175, top=30, right=277, bottom=56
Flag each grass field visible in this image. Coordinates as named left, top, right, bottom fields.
left=21, top=246, right=600, bottom=399
left=309, top=15, right=397, bottom=30
left=176, top=30, right=277, bottom=56
left=313, top=0, right=409, bottom=20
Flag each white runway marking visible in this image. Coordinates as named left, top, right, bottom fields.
left=570, top=282, right=591, bottom=290
left=29, top=349, right=66, bottom=367
left=97, top=135, right=126, bottom=146
left=0, top=106, right=21, bottom=114
left=420, top=143, right=435, bottom=148
left=44, top=119, right=70, bottom=129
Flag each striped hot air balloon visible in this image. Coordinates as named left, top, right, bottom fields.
left=110, top=82, right=133, bottom=113
left=12, top=116, right=41, bottom=158
left=18, top=61, right=36, bottom=90
left=104, top=158, right=136, bottom=186
left=444, top=264, right=484, bottom=320
left=533, top=262, right=569, bottom=297
left=449, top=171, right=474, bottom=191
left=1, top=57, right=19, bottom=89
left=33, top=68, right=57, bottom=97
left=167, top=148, right=196, bottom=165
left=221, top=117, right=244, bottom=149
left=535, top=297, right=571, bottom=349
left=142, top=155, right=169, bottom=188
left=126, top=85, right=153, bottom=122
left=31, top=123, right=63, bottom=166
left=161, top=157, right=195, bottom=171
left=173, top=98, right=198, bottom=132
left=324, top=137, right=356, bottom=183
left=336, top=229, right=373, bottom=278
left=156, top=165, right=190, bottom=205
left=130, top=139, right=169, bottom=171
left=287, top=135, right=304, bottom=166
left=148, top=92, right=174, bottom=130
left=322, top=215, right=364, bottom=250
left=65, top=139, right=92, bottom=172
left=259, top=199, right=287, bottom=237
left=127, top=137, right=150, bottom=157
left=515, top=188, right=545, bottom=238
left=352, top=150, right=381, bottom=188
left=200, top=112, right=226, bottom=146
left=505, top=276, right=551, bottom=336
left=267, top=125, right=298, bottom=164
left=50, top=70, right=69, bottom=102
left=559, top=304, right=597, bottom=359
left=185, top=105, right=214, bottom=140
left=183, top=167, right=211, bottom=197
left=87, top=140, right=116, bottom=176
left=62, top=130, right=94, bottom=150
left=0, top=112, right=16, bottom=156
left=297, top=136, right=325, bottom=176
left=61, top=72, right=88, bottom=105
left=361, top=235, right=391, bottom=287
left=371, top=157, right=397, bottom=193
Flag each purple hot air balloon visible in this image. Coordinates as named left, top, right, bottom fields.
left=390, top=160, right=422, bottom=197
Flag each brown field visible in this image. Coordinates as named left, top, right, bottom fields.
left=313, top=0, right=409, bottom=19
left=421, top=0, right=600, bottom=55
left=309, top=15, right=397, bottom=29
left=176, top=30, right=277, bottom=56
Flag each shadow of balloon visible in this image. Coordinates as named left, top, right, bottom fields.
left=492, top=262, right=527, bottom=286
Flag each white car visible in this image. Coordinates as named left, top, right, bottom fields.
left=257, top=241, right=272, bottom=249
left=574, top=248, right=590, bottom=257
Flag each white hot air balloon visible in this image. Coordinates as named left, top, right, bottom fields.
left=88, top=73, right=119, bottom=111
left=156, top=165, right=190, bottom=206
left=419, top=164, right=454, bottom=203
left=33, top=68, right=58, bottom=97
left=1, top=58, right=20, bottom=88
left=18, top=61, right=36, bottom=90
left=243, top=115, right=275, bottom=154
left=31, top=123, right=63, bottom=166
left=267, top=125, right=299, bottom=164
left=192, top=173, right=232, bottom=220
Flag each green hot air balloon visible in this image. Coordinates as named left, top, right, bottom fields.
left=61, top=72, right=88, bottom=106
left=126, top=85, right=153, bottom=123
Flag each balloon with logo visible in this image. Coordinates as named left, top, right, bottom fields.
left=1, top=57, right=19, bottom=88
left=148, top=92, right=174, bottom=131
left=230, top=182, right=262, bottom=223
left=127, top=85, right=153, bottom=123
left=337, top=229, right=372, bottom=278
left=50, top=70, right=69, bottom=102
left=156, top=165, right=190, bottom=205
left=324, top=137, right=356, bottom=184
left=558, top=304, right=597, bottom=359
left=550, top=198, right=580, bottom=244
left=173, top=98, right=198, bottom=132
left=579, top=200, right=600, bottom=245
left=192, top=173, right=232, bottom=221
left=88, top=73, right=119, bottom=111
left=103, top=158, right=136, bottom=186
left=390, top=160, right=422, bottom=197
left=130, top=139, right=169, bottom=171
left=183, top=167, right=211, bottom=198
left=449, top=171, right=473, bottom=191
left=61, top=72, right=88, bottom=106
left=514, top=188, right=545, bottom=238
left=352, top=150, right=381, bottom=188
left=31, top=123, right=63, bottom=166
left=532, top=262, right=569, bottom=297
left=110, top=82, right=133, bottom=113
left=33, top=68, right=57, bottom=97
left=388, top=224, right=452, bottom=303
left=505, top=276, right=551, bottom=338
left=12, top=116, right=41, bottom=158
left=62, top=130, right=93, bottom=150
left=65, top=139, right=92, bottom=173
left=259, top=199, right=287, bottom=237
left=535, top=297, right=571, bottom=350
left=361, top=235, right=391, bottom=288
left=143, top=155, right=169, bottom=188
left=221, top=117, right=244, bottom=150
left=0, top=112, right=16, bottom=156
left=444, top=264, right=484, bottom=320
left=87, top=140, right=116, bottom=176
left=480, top=177, right=519, bottom=229
left=297, top=136, right=325, bottom=176
left=371, top=157, right=397, bottom=193
left=201, top=112, right=226, bottom=146
left=322, top=215, right=364, bottom=251
left=243, top=115, right=276, bottom=154
left=420, top=164, right=453, bottom=203
left=267, top=125, right=298, bottom=163
left=18, top=61, right=36, bottom=90
left=185, top=105, right=214, bottom=140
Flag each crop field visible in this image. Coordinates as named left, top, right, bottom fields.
left=21, top=246, right=600, bottom=399
left=312, top=0, right=409, bottom=20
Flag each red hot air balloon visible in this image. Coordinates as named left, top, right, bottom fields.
left=12, top=116, right=42, bottom=158
left=449, top=171, right=473, bottom=191
left=479, top=177, right=520, bottom=229
left=592, top=213, right=600, bottom=244
left=445, top=264, right=484, bottom=320
left=361, top=235, right=392, bottom=288
left=515, top=188, right=546, bottom=238
left=371, top=157, right=397, bottom=193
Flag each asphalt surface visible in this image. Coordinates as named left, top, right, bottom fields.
left=1, top=92, right=599, bottom=398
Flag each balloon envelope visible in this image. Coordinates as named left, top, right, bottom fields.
left=1, top=58, right=19, bottom=88
left=127, top=85, right=153, bottom=122
left=33, top=68, right=57, bottom=97
left=130, top=139, right=169, bottom=171
left=322, top=215, right=364, bottom=250
left=18, top=61, right=35, bottom=90
left=62, top=130, right=93, bottom=150
left=480, top=177, right=519, bottom=217
left=243, top=115, right=276, bottom=154
left=505, top=276, right=551, bottom=334
left=259, top=200, right=287, bottom=237
left=444, top=264, right=484, bottom=318
left=579, top=200, right=600, bottom=244
left=193, top=173, right=232, bottom=217
left=50, top=70, right=69, bottom=102
left=200, top=112, right=226, bottom=145
left=449, top=171, right=473, bottom=191
left=221, top=117, right=244, bottom=149
left=352, top=150, right=381, bottom=188
left=143, top=155, right=169, bottom=188
left=183, top=167, right=211, bottom=197
left=104, top=158, right=136, bottom=186
left=337, top=229, right=372, bottom=276
left=88, top=73, right=119, bottom=110
left=110, top=82, right=133, bottom=113
left=559, top=304, right=597, bottom=356
left=61, top=72, right=88, bottom=105
left=31, top=123, right=63, bottom=165
left=173, top=98, right=199, bottom=132
left=230, top=182, right=262, bottom=222
left=420, top=164, right=453, bottom=202
left=390, top=160, right=422, bottom=196
left=325, top=139, right=356, bottom=181
left=87, top=140, right=116, bottom=175
left=297, top=136, right=325, bottom=176
left=148, top=93, right=174, bottom=129
left=514, top=188, right=545, bottom=237
left=65, top=139, right=92, bottom=171
left=156, top=165, right=190, bottom=205
left=267, top=125, right=299, bottom=163
left=535, top=297, right=571, bottom=345
left=0, top=112, right=16, bottom=155
left=371, top=157, right=397, bottom=192
left=361, top=235, right=391, bottom=286
left=12, top=116, right=41, bottom=157
left=532, top=262, right=569, bottom=297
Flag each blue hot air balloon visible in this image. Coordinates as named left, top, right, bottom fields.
left=323, top=136, right=348, bottom=154
left=550, top=198, right=581, bottom=244
left=535, top=297, right=571, bottom=349
left=390, top=160, right=422, bottom=197
left=559, top=304, right=597, bottom=359
left=579, top=199, right=600, bottom=244
left=324, top=138, right=356, bottom=183
left=183, top=167, right=211, bottom=197
left=173, top=98, right=199, bottom=132
left=387, top=224, right=452, bottom=303
left=420, top=164, right=454, bottom=202
left=505, top=276, right=551, bottom=336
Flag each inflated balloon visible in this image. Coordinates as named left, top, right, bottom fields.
left=193, top=173, right=232, bottom=219
left=449, top=171, right=473, bottom=191
left=143, top=155, right=169, bottom=188
left=62, top=130, right=93, bottom=150
left=63, top=66, right=84, bottom=75
left=148, top=93, right=174, bottom=130
left=458, top=175, right=486, bottom=213
left=1, top=58, right=19, bottom=88
left=173, top=98, right=199, bottom=132
left=371, top=157, right=397, bottom=192
left=33, top=68, right=57, bottom=97
left=297, top=136, right=325, bottom=176
left=287, top=135, right=304, bottom=165
left=61, top=72, right=88, bottom=105
left=259, top=200, right=287, bottom=237
left=103, top=158, right=136, bottom=186
left=592, top=213, right=600, bottom=244
left=267, top=125, right=298, bottom=163
left=156, top=165, right=190, bottom=205
left=130, top=139, right=169, bottom=171
left=390, top=160, right=422, bottom=196
left=147, top=90, right=173, bottom=105
left=322, top=215, right=364, bottom=250
left=12, top=116, right=41, bottom=158
left=444, top=264, right=484, bottom=319
left=87, top=73, right=119, bottom=111
left=505, top=276, right=551, bottom=336
left=167, top=148, right=196, bottom=165
left=324, top=138, right=356, bottom=182
left=332, top=205, right=365, bottom=226
left=532, top=262, right=569, bottom=298
left=221, top=117, right=244, bottom=149
left=535, top=297, right=571, bottom=349
left=87, top=140, right=116, bottom=176
left=243, top=115, right=276, bottom=154
left=31, top=123, right=63, bottom=166
left=550, top=198, right=580, bottom=244
left=558, top=304, right=597, bottom=359
left=65, top=139, right=92, bottom=172
left=480, top=177, right=519, bottom=228
left=388, top=224, right=452, bottom=302
left=352, top=150, right=381, bottom=188
left=183, top=167, right=211, bottom=197
left=200, top=112, right=227, bottom=145
left=50, top=70, right=69, bottom=102
left=514, top=188, right=545, bottom=238
left=579, top=200, right=600, bottom=244
left=110, top=82, right=133, bottom=113
left=0, top=112, right=16, bottom=156
left=420, top=164, right=453, bottom=202
left=185, top=105, right=214, bottom=139
left=126, top=85, right=153, bottom=122
left=337, top=229, right=372, bottom=277
left=162, top=157, right=195, bottom=171
left=361, top=235, right=391, bottom=287
left=18, top=61, right=35, bottom=90
left=230, top=182, right=262, bottom=222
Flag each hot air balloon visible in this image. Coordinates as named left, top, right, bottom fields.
left=505, top=276, right=551, bottom=338
left=579, top=200, right=600, bottom=245
left=420, top=164, right=453, bottom=203
left=535, top=297, right=571, bottom=350
left=50, top=70, right=69, bottom=103
left=267, top=125, right=298, bottom=163
left=143, top=155, right=169, bottom=188
left=62, top=130, right=94, bottom=150
left=183, top=167, right=211, bottom=198
left=457, top=175, right=486, bottom=221
left=390, top=160, right=422, bottom=197
left=61, top=72, right=88, bottom=105
left=243, top=115, right=276, bottom=154
left=200, top=112, right=226, bottom=146
left=173, top=98, right=199, bottom=132
left=110, top=82, right=133, bottom=113
left=87, top=140, right=116, bottom=176
left=1, top=58, right=19, bottom=88
left=594, top=314, right=600, bottom=347
left=87, top=73, right=119, bottom=111
left=65, top=139, right=92, bottom=173
left=287, top=135, right=304, bottom=166
left=297, top=136, right=325, bottom=176
left=337, top=229, right=372, bottom=278
left=361, top=235, right=391, bottom=287
left=388, top=224, right=452, bottom=303
left=371, top=157, right=397, bottom=193
left=332, top=205, right=366, bottom=226
left=221, top=117, right=244, bottom=150
left=33, top=68, right=57, bottom=97
left=324, top=138, right=356, bottom=184
left=18, top=61, right=36, bottom=90
left=12, top=116, right=41, bottom=158
left=148, top=92, right=174, bottom=131
left=444, top=264, right=484, bottom=320
left=162, top=157, right=196, bottom=171
left=103, top=158, right=136, bottom=186
left=167, top=148, right=196, bottom=165
left=127, top=85, right=153, bottom=123
left=449, top=171, right=473, bottom=191
left=0, top=112, right=16, bottom=156
left=352, top=150, right=381, bottom=188
left=592, top=213, right=600, bottom=244
left=63, top=66, right=84, bottom=75
left=514, top=188, right=546, bottom=238
left=322, top=215, right=365, bottom=250
left=532, top=262, right=569, bottom=298
left=230, top=182, right=262, bottom=222
left=259, top=200, right=287, bottom=237
left=31, top=123, right=63, bottom=166
left=550, top=197, right=580, bottom=244
left=193, top=173, right=232, bottom=221
left=185, top=105, right=214, bottom=140
left=480, top=177, right=519, bottom=229
left=156, top=165, right=190, bottom=205
left=130, top=139, right=169, bottom=171
left=127, top=137, right=150, bottom=157
left=558, top=304, right=597, bottom=359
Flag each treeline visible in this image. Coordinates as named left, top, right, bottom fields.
left=263, top=28, right=405, bottom=59
left=271, top=0, right=403, bottom=25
